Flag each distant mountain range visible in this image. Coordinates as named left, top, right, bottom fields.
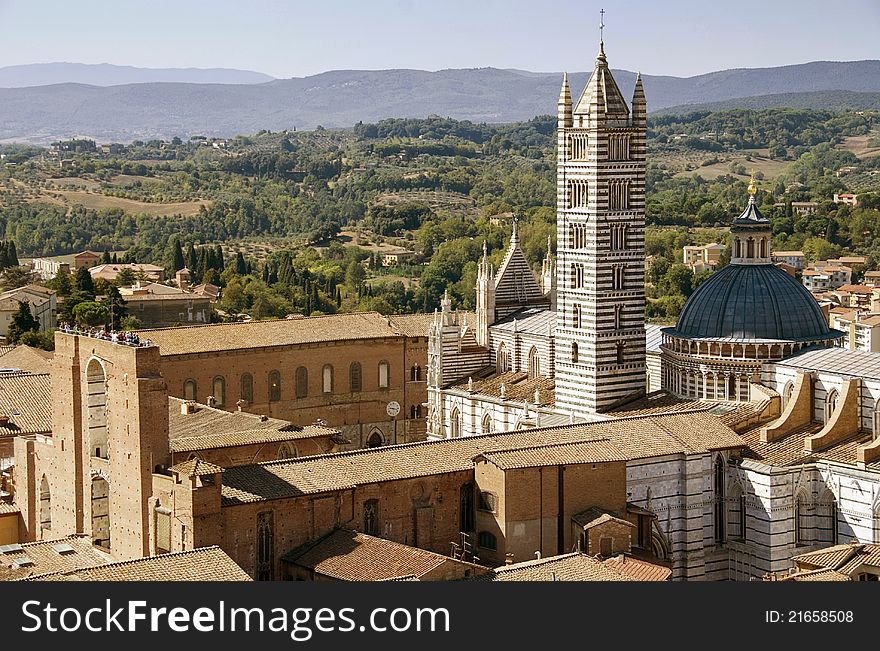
left=1, top=60, right=879, bottom=143
left=0, top=62, right=275, bottom=87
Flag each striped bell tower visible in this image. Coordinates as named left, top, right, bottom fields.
left=554, top=36, right=647, bottom=416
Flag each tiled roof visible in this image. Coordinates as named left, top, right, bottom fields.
left=783, top=568, right=851, bottom=581
left=1, top=535, right=111, bottom=581
left=776, top=347, right=880, bottom=382
left=169, top=397, right=291, bottom=437
left=0, top=373, right=51, bottom=437
left=478, top=440, right=627, bottom=470
left=571, top=507, right=635, bottom=530
left=452, top=371, right=555, bottom=406
left=602, top=554, right=672, bottom=581
left=220, top=412, right=744, bottom=505
left=140, top=312, right=404, bottom=355
left=281, top=529, right=483, bottom=581
left=0, top=345, right=53, bottom=375
left=169, top=398, right=335, bottom=452
left=792, top=543, right=880, bottom=575
left=485, top=553, right=634, bottom=581
left=24, top=546, right=251, bottom=581
left=0, top=502, right=19, bottom=515
left=169, top=458, right=225, bottom=477
left=387, top=313, right=443, bottom=338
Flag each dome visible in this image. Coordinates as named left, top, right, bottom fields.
left=670, top=264, right=841, bottom=342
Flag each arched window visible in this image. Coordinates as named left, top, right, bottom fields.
left=728, top=486, right=745, bottom=541
left=747, top=238, right=755, bottom=258
left=410, top=404, right=422, bottom=419
left=378, top=361, right=390, bottom=389
left=240, top=373, right=253, bottom=404
left=573, top=304, right=581, bottom=329
left=276, top=442, right=297, bottom=460
left=322, top=364, right=333, bottom=393
left=295, top=366, right=308, bottom=399
left=783, top=381, right=794, bottom=409
left=478, top=531, right=497, bottom=550
left=714, top=456, right=725, bottom=544
left=481, top=413, right=492, bottom=434
left=450, top=408, right=461, bottom=439
left=825, top=389, right=839, bottom=423
left=795, top=493, right=809, bottom=547
left=39, top=475, right=51, bottom=535
left=497, top=343, right=508, bottom=373
left=256, top=511, right=274, bottom=581
left=616, top=341, right=625, bottom=365
left=91, top=476, right=111, bottom=549
left=572, top=342, right=579, bottom=364
left=363, top=499, right=380, bottom=536
left=410, top=365, right=421, bottom=382
left=460, top=483, right=475, bottom=532
left=818, top=491, right=836, bottom=545
left=367, top=431, right=383, bottom=448
left=268, top=370, right=281, bottom=402
left=614, top=304, right=622, bottom=330
left=87, top=359, right=108, bottom=460
left=528, top=346, right=540, bottom=379
left=212, top=376, right=226, bottom=407
left=183, top=379, right=197, bottom=402
left=349, top=362, right=362, bottom=392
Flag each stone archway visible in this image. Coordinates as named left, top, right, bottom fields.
left=86, top=358, right=108, bottom=459
left=91, top=476, right=111, bottom=549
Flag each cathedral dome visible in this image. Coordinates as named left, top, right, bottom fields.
left=670, top=263, right=839, bottom=342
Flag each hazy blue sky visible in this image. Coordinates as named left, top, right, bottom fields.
left=0, top=0, right=877, bottom=78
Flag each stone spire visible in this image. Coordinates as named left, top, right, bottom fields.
left=558, top=72, right=572, bottom=129
left=632, top=72, right=646, bottom=127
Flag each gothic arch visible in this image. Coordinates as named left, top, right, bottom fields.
left=450, top=407, right=461, bottom=439
left=497, top=343, right=508, bottom=373
left=825, top=389, right=839, bottom=423
left=277, top=442, right=297, bottom=460
left=367, top=430, right=384, bottom=448
left=794, top=490, right=810, bottom=547
left=481, top=412, right=493, bottom=434
left=783, top=381, right=795, bottom=409
left=528, top=346, right=540, bottom=379
left=817, top=489, right=837, bottom=545
left=86, top=358, right=109, bottom=460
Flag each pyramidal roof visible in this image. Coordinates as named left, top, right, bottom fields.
left=574, top=43, right=630, bottom=118
left=494, top=221, right=545, bottom=306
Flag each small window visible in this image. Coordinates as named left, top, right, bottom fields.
left=572, top=342, right=579, bottom=364
left=364, top=499, right=380, bottom=536
left=367, top=431, right=383, bottom=448
left=295, top=366, right=308, bottom=399
left=410, top=404, right=422, bottom=419
left=322, top=364, right=333, bottom=393
left=410, top=365, right=422, bottom=382
left=268, top=370, right=281, bottom=402
left=478, top=531, right=497, bottom=550
left=240, top=373, right=253, bottom=404
left=350, top=362, right=362, bottom=392
left=183, top=379, right=197, bottom=401
left=378, top=361, right=390, bottom=389
left=478, top=491, right=497, bottom=512
left=600, top=537, right=613, bottom=556
left=212, top=376, right=226, bottom=407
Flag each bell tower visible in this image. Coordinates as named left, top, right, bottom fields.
left=554, top=25, right=647, bottom=416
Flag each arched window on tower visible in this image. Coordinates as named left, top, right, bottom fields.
left=573, top=304, right=581, bottom=329
left=363, top=499, right=380, bottom=536
left=795, top=492, right=810, bottom=547
left=497, top=343, right=508, bottom=373
left=481, top=413, right=492, bottom=434
left=614, top=304, right=622, bottom=330
left=184, top=379, right=197, bottom=402
left=411, top=364, right=422, bottom=382
left=450, top=408, right=461, bottom=439
left=572, top=342, right=579, bottom=364
left=616, top=341, right=625, bottom=365
left=212, top=376, right=226, bottom=407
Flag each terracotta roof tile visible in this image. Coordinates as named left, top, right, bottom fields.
left=0, top=502, right=20, bottom=515
left=282, top=529, right=484, bottom=581
left=485, top=553, right=634, bottom=581
left=0, top=373, right=51, bottom=437
left=169, top=458, right=225, bottom=477
left=783, top=568, right=851, bottom=581
left=220, top=412, right=744, bottom=505
left=478, top=439, right=627, bottom=470
left=140, top=312, right=404, bottom=355
left=602, top=554, right=672, bottom=581
left=1, top=535, right=111, bottom=581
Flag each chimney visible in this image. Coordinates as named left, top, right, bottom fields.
left=180, top=401, right=199, bottom=415
left=206, top=395, right=217, bottom=408
left=505, top=553, right=514, bottom=565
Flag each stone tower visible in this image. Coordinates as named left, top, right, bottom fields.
left=553, top=41, right=647, bottom=416
left=475, top=241, right=496, bottom=348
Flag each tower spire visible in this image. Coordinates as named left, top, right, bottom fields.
left=599, top=8, right=606, bottom=59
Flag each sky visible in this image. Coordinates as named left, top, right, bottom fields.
left=0, top=0, right=878, bottom=78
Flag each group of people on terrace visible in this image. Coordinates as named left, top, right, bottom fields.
left=59, top=322, right=153, bottom=347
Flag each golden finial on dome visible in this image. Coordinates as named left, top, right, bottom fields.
left=747, top=170, right=757, bottom=196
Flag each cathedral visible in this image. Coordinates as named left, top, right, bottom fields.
left=426, top=38, right=880, bottom=579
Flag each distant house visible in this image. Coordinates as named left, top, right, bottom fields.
left=489, top=211, right=516, bottom=227
left=118, top=282, right=211, bottom=327
left=89, top=263, right=165, bottom=283
left=72, top=251, right=101, bottom=271
left=802, top=261, right=852, bottom=292
left=191, top=283, right=221, bottom=302
left=774, top=262, right=797, bottom=277
left=381, top=250, right=416, bottom=267
left=0, top=285, right=57, bottom=338
left=771, top=250, right=805, bottom=270
left=833, top=193, right=859, bottom=207
left=29, top=258, right=70, bottom=281
left=682, top=243, right=724, bottom=273
left=864, top=270, right=880, bottom=287
left=831, top=310, right=880, bottom=353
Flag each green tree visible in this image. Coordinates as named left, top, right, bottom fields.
left=18, top=329, right=55, bottom=351
left=105, top=285, right=128, bottom=329
left=0, top=266, right=37, bottom=291
left=169, top=237, right=186, bottom=272
left=7, top=300, right=40, bottom=344
left=72, top=301, right=110, bottom=328
left=74, top=267, right=95, bottom=296
left=116, top=267, right=136, bottom=287
left=49, top=269, right=72, bottom=296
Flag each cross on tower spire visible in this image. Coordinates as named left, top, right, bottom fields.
left=599, top=8, right=605, bottom=48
